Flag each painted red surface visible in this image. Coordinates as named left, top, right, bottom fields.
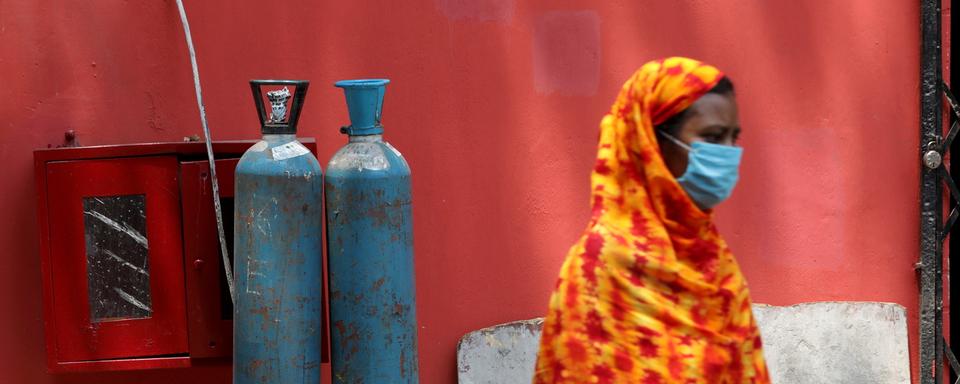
left=0, top=1, right=923, bottom=383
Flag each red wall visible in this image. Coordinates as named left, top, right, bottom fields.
left=0, top=1, right=921, bottom=383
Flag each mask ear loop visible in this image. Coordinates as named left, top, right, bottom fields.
left=656, top=130, right=693, bottom=152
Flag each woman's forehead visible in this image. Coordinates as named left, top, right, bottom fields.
left=685, top=93, right=739, bottom=128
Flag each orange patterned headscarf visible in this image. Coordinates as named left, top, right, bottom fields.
left=534, top=57, right=770, bottom=383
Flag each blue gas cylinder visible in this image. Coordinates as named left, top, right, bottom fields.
left=234, top=80, right=323, bottom=383
left=326, top=79, right=419, bottom=383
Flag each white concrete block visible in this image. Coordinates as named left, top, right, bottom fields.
left=457, top=302, right=910, bottom=384
left=457, top=319, right=543, bottom=384
left=753, top=302, right=910, bottom=384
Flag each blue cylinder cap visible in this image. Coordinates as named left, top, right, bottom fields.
left=335, top=79, right=390, bottom=135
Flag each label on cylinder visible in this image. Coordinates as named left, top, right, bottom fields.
left=271, top=141, right=310, bottom=160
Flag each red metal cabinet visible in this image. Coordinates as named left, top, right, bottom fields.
left=34, top=141, right=317, bottom=372
left=181, top=158, right=238, bottom=359
left=46, top=156, right=189, bottom=364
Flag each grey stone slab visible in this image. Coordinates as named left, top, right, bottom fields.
left=457, top=302, right=910, bottom=384
left=457, top=319, right=543, bottom=384
left=753, top=302, right=910, bottom=384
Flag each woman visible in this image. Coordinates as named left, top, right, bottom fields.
left=534, top=57, right=770, bottom=383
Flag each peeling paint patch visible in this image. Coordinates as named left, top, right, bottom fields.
left=249, top=140, right=269, bottom=152
left=533, top=10, right=601, bottom=96
left=435, top=0, right=514, bottom=22
left=328, top=142, right=391, bottom=171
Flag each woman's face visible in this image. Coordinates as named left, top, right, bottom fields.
left=660, top=92, right=741, bottom=178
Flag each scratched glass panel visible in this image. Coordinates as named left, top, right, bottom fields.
left=83, top=195, right=152, bottom=322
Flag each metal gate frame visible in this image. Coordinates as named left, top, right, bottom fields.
left=920, top=0, right=960, bottom=383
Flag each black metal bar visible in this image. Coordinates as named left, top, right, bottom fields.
left=943, top=167, right=960, bottom=204
left=249, top=80, right=310, bottom=134
left=946, top=338, right=960, bottom=375
left=945, top=207, right=959, bottom=243
left=945, top=81, right=960, bottom=118
left=920, top=0, right=944, bottom=382
left=946, top=121, right=960, bottom=154
left=942, top=83, right=958, bottom=158
left=947, top=340, right=960, bottom=384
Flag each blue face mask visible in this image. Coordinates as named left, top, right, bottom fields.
left=658, top=132, right=743, bottom=210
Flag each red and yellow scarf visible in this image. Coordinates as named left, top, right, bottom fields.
left=534, top=57, right=770, bottom=384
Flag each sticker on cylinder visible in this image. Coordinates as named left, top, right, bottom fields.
left=271, top=141, right=310, bottom=160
